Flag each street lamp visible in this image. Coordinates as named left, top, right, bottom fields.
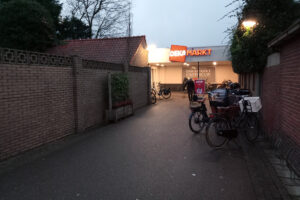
left=242, top=20, right=257, bottom=29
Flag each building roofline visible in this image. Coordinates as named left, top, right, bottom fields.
left=63, top=35, right=146, bottom=43
left=268, top=19, right=300, bottom=48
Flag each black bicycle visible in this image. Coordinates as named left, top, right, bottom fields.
left=151, top=90, right=156, bottom=104
left=152, top=83, right=171, bottom=99
left=189, top=97, right=210, bottom=133
left=205, top=97, right=260, bottom=148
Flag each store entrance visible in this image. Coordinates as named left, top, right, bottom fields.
left=183, top=66, right=215, bottom=83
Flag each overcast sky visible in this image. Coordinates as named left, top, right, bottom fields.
left=132, top=0, right=239, bottom=48
left=61, top=0, right=239, bottom=48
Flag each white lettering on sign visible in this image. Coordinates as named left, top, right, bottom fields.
left=169, top=50, right=186, bottom=57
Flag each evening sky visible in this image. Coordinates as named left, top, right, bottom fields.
left=61, top=0, right=239, bottom=48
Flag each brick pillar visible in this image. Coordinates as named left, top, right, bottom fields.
left=146, top=66, right=151, bottom=105
left=72, top=56, right=83, bottom=133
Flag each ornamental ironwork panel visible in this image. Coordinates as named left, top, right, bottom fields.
left=0, top=48, right=73, bottom=66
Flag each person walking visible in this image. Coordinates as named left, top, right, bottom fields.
left=182, top=77, right=188, bottom=91
left=186, top=78, right=195, bottom=101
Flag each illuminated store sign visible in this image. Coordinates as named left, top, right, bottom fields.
left=169, top=45, right=212, bottom=62
left=169, top=45, right=187, bottom=62
left=187, top=49, right=211, bottom=56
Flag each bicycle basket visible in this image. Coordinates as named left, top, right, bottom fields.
left=239, top=97, right=262, bottom=112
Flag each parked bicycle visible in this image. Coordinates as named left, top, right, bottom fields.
left=151, top=90, right=156, bottom=104
left=188, top=93, right=261, bottom=148
left=189, top=96, right=210, bottom=133
left=188, top=92, right=226, bottom=134
left=152, top=82, right=171, bottom=99
left=205, top=97, right=260, bottom=148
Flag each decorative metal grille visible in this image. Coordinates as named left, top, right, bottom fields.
left=0, top=48, right=73, bottom=66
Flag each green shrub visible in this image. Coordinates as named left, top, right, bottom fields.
left=111, top=73, right=129, bottom=105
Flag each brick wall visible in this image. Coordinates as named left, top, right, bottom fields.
left=279, top=37, right=300, bottom=143
left=129, top=66, right=150, bottom=110
left=75, top=59, right=124, bottom=132
left=0, top=49, right=150, bottom=160
left=262, top=36, right=300, bottom=145
left=261, top=65, right=281, bottom=135
left=0, top=50, right=75, bottom=160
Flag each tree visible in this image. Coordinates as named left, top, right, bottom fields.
left=58, top=16, right=90, bottom=40
left=67, top=0, right=130, bottom=38
left=0, top=0, right=62, bottom=31
left=228, top=0, right=300, bottom=73
left=0, top=0, right=56, bottom=51
left=37, top=0, right=62, bottom=30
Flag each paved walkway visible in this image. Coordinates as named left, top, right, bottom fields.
left=0, top=93, right=281, bottom=200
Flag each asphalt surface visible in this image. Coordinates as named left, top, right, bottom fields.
left=0, top=92, right=257, bottom=200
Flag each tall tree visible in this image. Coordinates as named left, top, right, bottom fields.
left=228, top=0, right=300, bottom=73
left=38, top=0, right=62, bottom=29
left=0, top=0, right=56, bottom=51
left=0, top=0, right=62, bottom=30
left=67, top=0, right=130, bottom=38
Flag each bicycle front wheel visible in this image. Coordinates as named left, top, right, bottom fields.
left=162, top=90, right=171, bottom=99
left=189, top=111, right=205, bottom=134
left=245, top=113, right=259, bottom=142
left=205, top=118, right=229, bottom=148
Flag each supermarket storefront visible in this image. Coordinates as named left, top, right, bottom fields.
left=148, top=45, right=238, bottom=91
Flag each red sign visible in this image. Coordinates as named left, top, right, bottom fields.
left=169, top=45, right=212, bottom=63
left=194, top=80, right=205, bottom=94
left=169, top=45, right=187, bottom=62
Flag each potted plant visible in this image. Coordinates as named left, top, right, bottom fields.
left=107, top=73, right=133, bottom=122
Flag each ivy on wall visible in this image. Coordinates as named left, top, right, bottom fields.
left=229, top=0, right=300, bottom=73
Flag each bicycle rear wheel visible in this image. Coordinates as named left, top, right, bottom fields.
left=189, top=111, right=205, bottom=134
left=245, top=113, right=259, bottom=142
left=151, top=92, right=156, bottom=104
left=205, top=117, right=229, bottom=148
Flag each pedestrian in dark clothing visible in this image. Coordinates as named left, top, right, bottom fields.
left=182, top=77, right=188, bottom=91
left=185, top=78, right=195, bottom=101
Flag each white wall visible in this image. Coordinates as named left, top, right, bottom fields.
left=163, top=65, right=182, bottom=84
left=215, top=65, right=238, bottom=83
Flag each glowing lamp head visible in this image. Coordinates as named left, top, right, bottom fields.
left=242, top=20, right=257, bottom=29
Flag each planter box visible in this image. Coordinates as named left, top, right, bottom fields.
left=106, top=104, right=133, bottom=122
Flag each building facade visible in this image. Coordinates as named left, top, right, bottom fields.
left=148, top=45, right=238, bottom=90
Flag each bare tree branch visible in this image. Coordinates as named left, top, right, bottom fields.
left=67, top=0, right=130, bottom=38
